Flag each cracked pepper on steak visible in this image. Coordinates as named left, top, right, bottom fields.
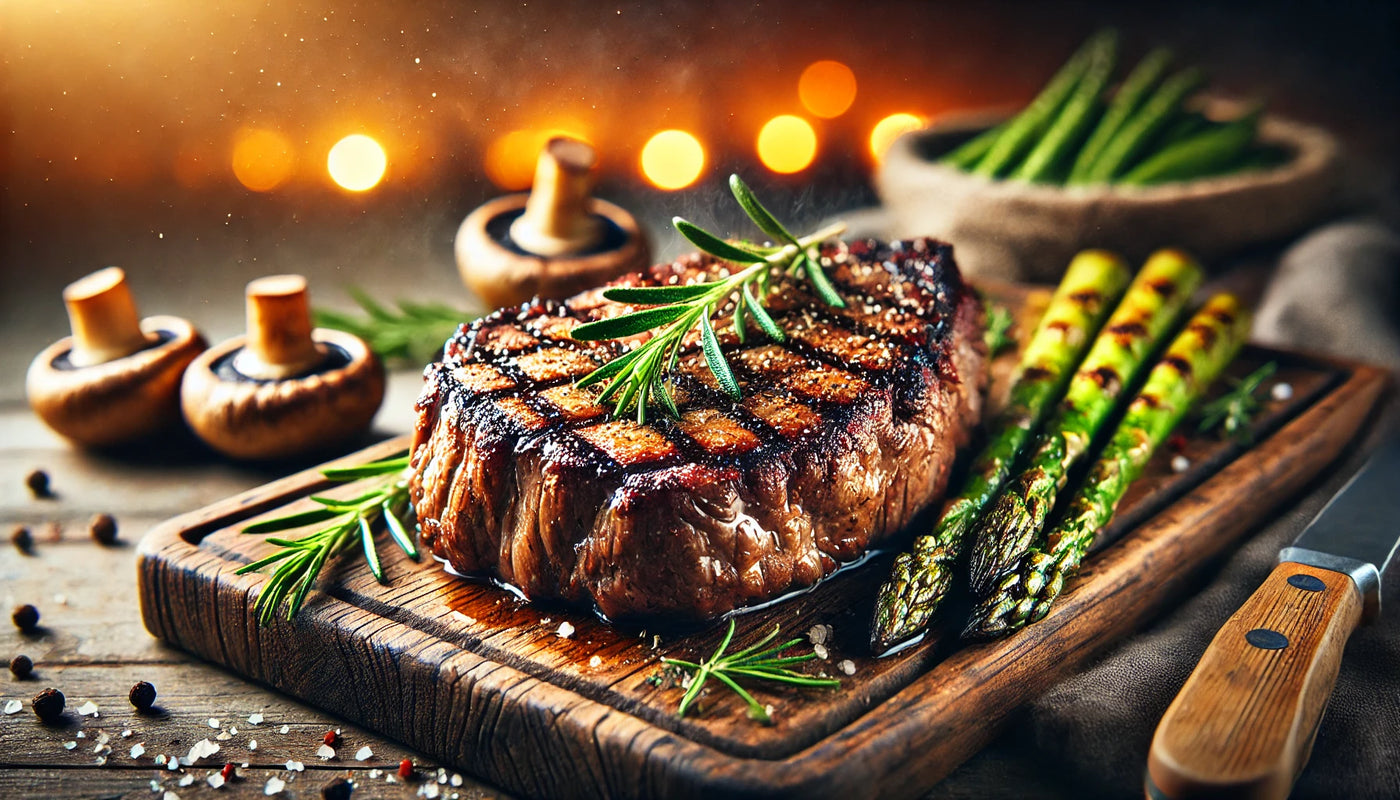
left=409, top=238, right=986, bottom=622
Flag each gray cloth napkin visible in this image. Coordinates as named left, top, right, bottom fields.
left=932, top=219, right=1400, bottom=799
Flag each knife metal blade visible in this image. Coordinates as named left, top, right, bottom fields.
left=1278, top=434, right=1400, bottom=622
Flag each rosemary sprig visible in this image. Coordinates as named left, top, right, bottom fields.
left=570, top=175, right=846, bottom=423
left=237, top=451, right=417, bottom=624
left=660, top=619, right=840, bottom=724
left=314, top=288, right=476, bottom=365
left=984, top=301, right=1017, bottom=357
left=1197, top=360, right=1278, bottom=442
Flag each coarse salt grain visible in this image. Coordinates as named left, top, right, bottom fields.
left=837, top=659, right=857, bottom=676
left=167, top=755, right=180, bottom=771
left=278, top=724, right=290, bottom=734
left=154, top=754, right=167, bottom=765
left=557, top=621, right=575, bottom=638
left=131, top=744, right=146, bottom=758
left=183, top=738, right=219, bottom=765
left=263, top=776, right=285, bottom=795
left=355, top=746, right=373, bottom=761
left=1271, top=382, right=1294, bottom=401
left=95, top=755, right=108, bottom=766
left=247, top=712, right=263, bottom=725
left=207, top=772, right=226, bottom=789
left=813, top=643, right=829, bottom=660
left=369, top=769, right=383, bottom=778
left=208, top=718, right=220, bottom=728
left=2, top=700, right=20, bottom=714
left=285, top=759, right=304, bottom=772
left=588, top=655, right=602, bottom=668
left=77, top=731, right=86, bottom=738
left=419, top=783, right=441, bottom=798
left=178, top=774, right=195, bottom=787
left=77, top=701, right=100, bottom=716
left=451, top=774, right=464, bottom=787
left=317, top=743, right=336, bottom=759
left=215, top=731, right=232, bottom=741
left=122, top=729, right=133, bottom=738
left=248, top=740, right=258, bottom=751
left=807, top=624, right=832, bottom=645
left=165, top=792, right=180, bottom=800
left=1171, top=455, right=1191, bottom=473
left=63, top=741, right=77, bottom=750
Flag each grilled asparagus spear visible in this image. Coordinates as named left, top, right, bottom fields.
left=869, top=251, right=1132, bottom=653
left=966, top=249, right=1204, bottom=597
left=964, top=294, right=1250, bottom=639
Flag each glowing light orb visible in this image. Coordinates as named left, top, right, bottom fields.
left=798, top=61, right=858, bottom=119
left=869, top=113, right=925, bottom=162
left=231, top=129, right=295, bottom=192
left=640, top=130, right=705, bottom=190
left=756, top=115, right=818, bottom=174
left=327, top=134, right=387, bottom=192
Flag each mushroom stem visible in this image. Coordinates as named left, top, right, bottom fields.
left=233, top=274, right=326, bottom=380
left=509, top=136, right=604, bottom=257
left=63, top=267, right=151, bottom=368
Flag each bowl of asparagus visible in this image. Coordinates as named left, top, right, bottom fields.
left=877, top=30, right=1343, bottom=283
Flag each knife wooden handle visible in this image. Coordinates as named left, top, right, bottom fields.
left=1146, top=562, right=1363, bottom=800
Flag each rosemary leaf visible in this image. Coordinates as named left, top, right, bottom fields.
left=673, top=218, right=770, bottom=264
left=742, top=286, right=785, bottom=342
left=729, top=174, right=801, bottom=247
left=603, top=283, right=720, bottom=304
left=571, top=305, right=693, bottom=340
left=700, top=313, right=741, bottom=400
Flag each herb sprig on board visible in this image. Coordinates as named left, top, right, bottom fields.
left=661, top=619, right=840, bottom=723
left=237, top=451, right=417, bottom=624
left=314, top=289, right=477, bottom=365
left=1197, top=361, right=1277, bottom=442
left=570, top=175, right=845, bottom=423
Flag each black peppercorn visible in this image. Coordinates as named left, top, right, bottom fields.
left=9, top=525, right=32, bottom=554
left=32, top=687, right=64, bottom=721
left=25, top=469, right=51, bottom=498
left=12, top=604, right=39, bottom=632
left=9, top=654, right=33, bottom=679
left=89, top=513, right=118, bottom=546
left=321, top=776, right=354, bottom=800
left=129, top=680, right=157, bottom=711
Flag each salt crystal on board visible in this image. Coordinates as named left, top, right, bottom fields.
left=278, top=724, right=290, bottom=734
left=837, top=659, right=857, bottom=676
left=131, top=743, right=146, bottom=759
left=247, top=712, right=263, bottom=725
left=317, top=743, right=336, bottom=759
left=208, top=718, right=220, bottom=728
left=77, top=701, right=99, bottom=716
left=264, top=776, right=285, bottom=795
left=249, top=740, right=258, bottom=751
left=207, top=772, right=226, bottom=789
left=556, top=621, right=575, bottom=638
left=2, top=700, right=20, bottom=714
left=355, top=746, right=373, bottom=761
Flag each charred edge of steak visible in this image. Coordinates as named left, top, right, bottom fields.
left=410, top=237, right=985, bottom=620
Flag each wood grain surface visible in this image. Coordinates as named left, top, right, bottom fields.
left=131, top=283, right=1388, bottom=799
left=1147, top=562, right=1365, bottom=800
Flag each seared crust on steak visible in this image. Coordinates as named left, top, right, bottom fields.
left=410, top=238, right=986, bottom=621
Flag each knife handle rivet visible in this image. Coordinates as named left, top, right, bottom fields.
left=1245, top=628, right=1289, bottom=650
left=1287, top=574, right=1326, bottom=592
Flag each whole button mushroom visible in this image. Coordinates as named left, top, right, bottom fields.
left=455, top=136, right=650, bottom=309
left=26, top=267, right=207, bottom=448
left=180, top=275, right=385, bottom=460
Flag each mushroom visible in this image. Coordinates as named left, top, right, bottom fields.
left=26, top=267, right=207, bottom=448
left=454, top=136, right=650, bottom=308
left=180, top=274, right=385, bottom=460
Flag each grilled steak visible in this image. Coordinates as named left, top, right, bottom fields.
left=410, top=238, right=986, bottom=621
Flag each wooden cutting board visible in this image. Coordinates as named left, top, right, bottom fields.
left=136, top=284, right=1387, bottom=800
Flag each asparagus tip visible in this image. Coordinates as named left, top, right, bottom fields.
left=967, top=495, right=1041, bottom=596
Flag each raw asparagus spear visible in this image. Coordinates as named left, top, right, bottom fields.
left=1067, top=47, right=1173, bottom=185
left=1012, top=34, right=1119, bottom=182
left=869, top=251, right=1133, bottom=653
left=972, top=30, right=1115, bottom=179
left=965, top=249, right=1204, bottom=597
left=1078, top=67, right=1205, bottom=184
left=964, top=294, right=1251, bottom=639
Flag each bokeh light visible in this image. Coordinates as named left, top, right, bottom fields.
left=327, top=134, right=387, bottom=192
left=869, top=113, right=926, bottom=162
left=798, top=61, right=858, bottom=119
left=231, top=128, right=295, bottom=192
left=640, top=129, right=705, bottom=190
left=756, top=115, right=818, bottom=174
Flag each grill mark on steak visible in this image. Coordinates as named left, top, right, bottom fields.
left=411, top=237, right=985, bottom=621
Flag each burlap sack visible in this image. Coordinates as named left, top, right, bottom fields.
left=877, top=107, right=1343, bottom=282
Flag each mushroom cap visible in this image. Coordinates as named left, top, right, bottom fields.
left=180, top=327, right=385, bottom=461
left=26, top=316, right=207, bottom=448
left=454, top=194, right=650, bottom=309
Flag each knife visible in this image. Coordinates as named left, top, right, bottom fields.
left=1146, top=435, right=1400, bottom=800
